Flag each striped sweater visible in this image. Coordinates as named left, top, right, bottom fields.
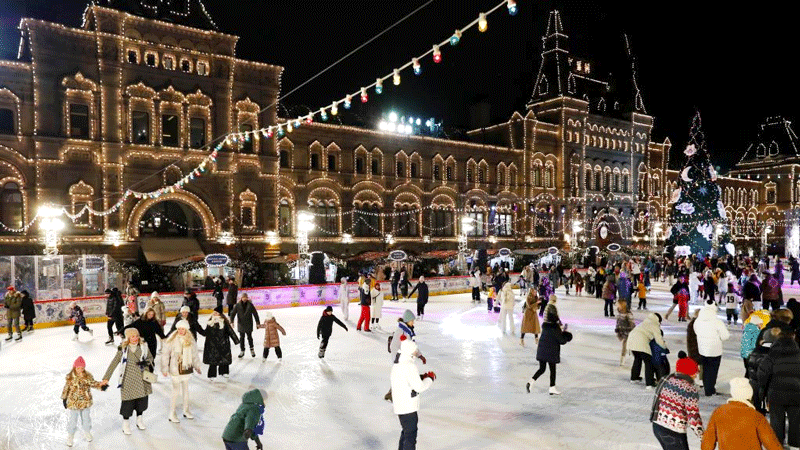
left=650, top=373, right=703, bottom=437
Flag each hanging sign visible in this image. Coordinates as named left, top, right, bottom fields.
left=607, top=243, right=621, bottom=252
left=388, top=250, right=407, bottom=262
left=498, top=248, right=512, bottom=257
left=205, top=254, right=230, bottom=267
left=548, top=247, right=559, bottom=255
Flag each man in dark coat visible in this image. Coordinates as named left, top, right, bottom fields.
left=225, top=277, right=238, bottom=315
left=182, top=289, right=200, bottom=318
left=20, top=290, right=35, bottom=332
left=757, top=332, right=800, bottom=448
left=104, top=288, right=124, bottom=344
left=317, top=305, right=348, bottom=358
left=230, top=293, right=260, bottom=358
left=743, top=274, right=762, bottom=306
left=409, top=276, right=429, bottom=320
left=212, top=278, right=225, bottom=310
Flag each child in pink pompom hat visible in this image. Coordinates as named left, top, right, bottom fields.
left=61, top=356, right=108, bottom=446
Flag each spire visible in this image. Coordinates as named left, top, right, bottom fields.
left=527, top=10, right=570, bottom=109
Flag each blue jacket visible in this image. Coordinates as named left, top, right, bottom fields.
left=617, top=275, right=631, bottom=299
left=741, top=322, right=761, bottom=359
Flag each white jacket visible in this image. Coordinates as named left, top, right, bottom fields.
left=390, top=339, right=432, bottom=415
left=469, top=273, right=481, bottom=288
left=693, top=304, right=730, bottom=357
left=371, top=288, right=383, bottom=318
left=161, top=332, right=201, bottom=376
left=500, top=285, right=515, bottom=310
left=627, top=313, right=666, bottom=355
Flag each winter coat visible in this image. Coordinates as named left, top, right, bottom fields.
left=686, top=318, right=701, bottom=363
left=182, top=294, right=200, bottom=318
left=146, top=299, right=166, bottom=324
left=203, top=315, right=239, bottom=366
left=617, top=275, right=631, bottom=299
left=741, top=322, right=761, bottom=360
left=649, top=373, right=703, bottom=436
left=20, top=292, right=35, bottom=321
left=61, top=370, right=102, bottom=410
left=670, top=281, right=690, bottom=303
left=409, top=282, right=429, bottom=304
left=69, top=305, right=86, bottom=326
left=499, top=285, right=515, bottom=310
left=521, top=292, right=541, bottom=335
left=102, top=343, right=153, bottom=401
left=317, top=312, right=347, bottom=338
left=628, top=313, right=666, bottom=356
left=390, top=322, right=420, bottom=358
left=168, top=313, right=205, bottom=339
left=161, top=332, right=201, bottom=376
left=371, top=287, right=384, bottom=318
left=757, top=337, right=800, bottom=405
left=602, top=279, right=616, bottom=300
left=125, top=318, right=165, bottom=351
left=390, top=340, right=433, bottom=415
left=258, top=317, right=286, bottom=348
left=743, top=280, right=762, bottom=303
left=693, top=304, right=730, bottom=357
left=4, top=291, right=22, bottom=319
left=469, top=272, right=481, bottom=288
left=230, top=300, right=260, bottom=334
left=105, top=293, right=123, bottom=318
left=212, top=282, right=224, bottom=302
left=615, top=312, right=635, bottom=341
left=222, top=389, right=264, bottom=443
left=225, top=283, right=239, bottom=306
left=761, top=276, right=782, bottom=303
left=536, top=321, right=571, bottom=364
left=701, top=400, right=783, bottom=450
left=359, top=279, right=372, bottom=306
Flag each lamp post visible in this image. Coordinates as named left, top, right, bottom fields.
left=459, top=216, right=474, bottom=272
left=38, top=205, right=65, bottom=255
left=571, top=220, right=583, bottom=251
left=341, top=233, right=353, bottom=257
left=763, top=224, right=772, bottom=257
left=297, top=211, right=315, bottom=280
left=651, top=222, right=662, bottom=255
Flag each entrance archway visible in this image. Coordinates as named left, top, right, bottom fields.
left=127, top=192, right=216, bottom=240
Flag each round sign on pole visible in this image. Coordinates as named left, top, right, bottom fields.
left=607, top=243, right=621, bottom=252
left=205, top=253, right=230, bottom=267
left=388, top=250, right=407, bottom=262
left=498, top=248, right=512, bottom=257
left=548, top=247, right=559, bottom=255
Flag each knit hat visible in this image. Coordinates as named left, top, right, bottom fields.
left=324, top=305, right=333, bottom=312
left=176, top=320, right=190, bottom=330
left=6, top=286, right=14, bottom=291
left=676, top=355, right=699, bottom=377
left=73, top=356, right=86, bottom=368
left=729, top=377, right=753, bottom=403
left=402, top=310, right=415, bottom=323
left=213, top=305, right=223, bottom=314
left=124, top=327, right=140, bottom=338
left=150, top=291, right=159, bottom=299
left=263, top=311, right=273, bottom=320
left=748, top=314, right=763, bottom=326
left=180, top=306, right=190, bottom=314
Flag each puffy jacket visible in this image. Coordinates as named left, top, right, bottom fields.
left=222, top=389, right=264, bottom=443
left=499, top=284, right=515, bottom=310
left=105, top=293, right=123, bottom=318
left=161, top=332, right=201, bottom=376
left=258, top=316, right=286, bottom=348
left=628, top=313, right=666, bottom=356
left=230, top=300, right=260, bottom=333
left=693, top=304, right=730, bottom=357
left=390, top=339, right=433, bottom=415
left=536, top=321, right=571, bottom=364
left=758, top=337, right=800, bottom=405
left=617, top=275, right=631, bottom=299
left=701, top=400, right=782, bottom=450
left=740, top=322, right=761, bottom=359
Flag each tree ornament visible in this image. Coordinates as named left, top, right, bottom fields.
left=676, top=202, right=695, bottom=215
left=684, top=144, right=697, bottom=157
left=725, top=242, right=736, bottom=256
left=717, top=201, right=726, bottom=219
left=696, top=223, right=713, bottom=241
left=680, top=167, right=693, bottom=182
left=709, top=166, right=717, bottom=181
left=670, top=188, right=681, bottom=203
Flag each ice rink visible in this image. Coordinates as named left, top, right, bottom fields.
left=0, top=281, right=760, bottom=450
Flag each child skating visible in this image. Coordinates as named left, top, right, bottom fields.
left=316, top=306, right=347, bottom=358
left=615, top=301, right=635, bottom=366
left=637, top=279, right=647, bottom=310
left=257, top=311, right=286, bottom=361
left=61, top=356, right=107, bottom=446
left=68, top=301, right=93, bottom=340
left=724, top=283, right=739, bottom=325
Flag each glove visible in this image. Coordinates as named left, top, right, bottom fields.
left=426, top=371, right=436, bottom=381
left=136, top=360, right=150, bottom=368
left=100, top=384, right=108, bottom=391
left=243, top=429, right=253, bottom=439
left=63, top=398, right=67, bottom=409
left=419, top=355, right=427, bottom=365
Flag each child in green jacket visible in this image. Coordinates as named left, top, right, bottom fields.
left=222, top=389, right=264, bottom=450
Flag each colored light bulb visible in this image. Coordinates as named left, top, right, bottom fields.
left=412, top=58, right=421, bottom=75
left=331, top=102, right=338, bottom=116
left=507, top=0, right=518, bottom=15
left=305, top=115, right=313, bottom=125
left=450, top=30, right=461, bottom=46
left=277, top=127, right=285, bottom=138
left=321, top=109, right=328, bottom=121
left=361, top=87, right=368, bottom=103
left=433, top=45, right=442, bottom=63
left=478, top=13, right=487, bottom=32
left=393, top=69, right=401, bottom=86
left=344, top=95, right=352, bottom=109
left=375, top=78, right=383, bottom=94
left=286, top=122, right=293, bottom=133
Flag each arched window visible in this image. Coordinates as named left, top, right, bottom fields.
left=585, top=168, right=592, bottom=191
left=278, top=200, right=292, bottom=236
left=1, top=182, right=23, bottom=230
left=594, top=171, right=601, bottom=191
left=410, top=162, right=418, bottom=178
left=0, top=108, right=14, bottom=134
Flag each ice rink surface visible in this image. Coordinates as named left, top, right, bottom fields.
left=0, top=281, right=768, bottom=450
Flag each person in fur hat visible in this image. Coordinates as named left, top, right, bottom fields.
left=203, top=305, right=239, bottom=380
left=337, top=277, right=350, bottom=320
left=68, top=301, right=93, bottom=341
left=61, top=356, right=107, bottom=446
left=701, top=378, right=782, bottom=450
left=102, top=327, right=154, bottom=435
left=257, top=311, right=286, bottom=361
left=161, top=320, right=201, bottom=423
left=650, top=352, right=703, bottom=449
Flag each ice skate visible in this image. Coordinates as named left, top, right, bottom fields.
left=136, top=416, right=146, bottom=430
left=122, top=420, right=132, bottom=435
left=183, top=410, right=194, bottom=420
left=238, top=351, right=244, bottom=358
left=222, top=373, right=229, bottom=378
left=250, top=348, right=255, bottom=358
left=4, top=335, right=11, bottom=341
left=14, top=334, right=21, bottom=341
left=84, top=431, right=92, bottom=442
left=72, top=334, right=79, bottom=341
left=66, top=434, right=74, bottom=447
left=105, top=337, right=114, bottom=345
left=520, top=338, right=525, bottom=347
left=620, top=355, right=625, bottom=366
left=549, top=386, right=561, bottom=395
left=384, top=391, right=393, bottom=402
left=526, top=382, right=531, bottom=393
left=168, top=411, right=180, bottom=423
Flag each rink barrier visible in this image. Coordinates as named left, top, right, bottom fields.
left=1, top=274, right=517, bottom=332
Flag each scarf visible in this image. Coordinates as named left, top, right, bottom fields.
left=178, top=334, right=194, bottom=371
left=207, top=315, right=225, bottom=329
left=118, top=343, right=148, bottom=389
left=398, top=322, right=415, bottom=340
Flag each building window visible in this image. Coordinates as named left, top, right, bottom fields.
left=431, top=209, right=454, bottom=237
left=280, top=150, right=289, bottom=168
left=604, top=173, right=611, bottom=192
left=241, top=206, right=254, bottom=227
left=0, top=182, right=23, bottom=230
left=189, top=118, right=205, bottom=148
left=396, top=209, right=417, bottom=237
left=585, top=170, right=592, bottom=190
left=498, top=170, right=505, bottom=186
left=328, top=154, right=336, bottom=172
left=310, top=153, right=320, bottom=170
left=356, top=157, right=365, bottom=174
left=622, top=175, right=629, bottom=192
left=446, top=166, right=453, bottom=181
left=197, top=61, right=208, bottom=76
left=161, top=114, right=179, bottom=147
left=240, top=124, right=253, bottom=153
left=495, top=213, right=512, bottom=236
left=478, top=167, right=485, bottom=184
left=594, top=172, right=601, bottom=190
left=410, top=162, right=418, bottom=178
left=467, top=212, right=485, bottom=237
left=354, top=205, right=380, bottom=237
left=767, top=187, right=776, bottom=204
left=132, top=111, right=149, bottom=144
left=613, top=174, right=620, bottom=192
left=145, top=52, right=157, bottom=67
left=163, top=55, right=175, bottom=70
left=279, top=201, right=292, bottom=236
left=544, top=168, right=552, bottom=188
left=181, top=59, right=192, bottom=73
left=371, top=159, right=379, bottom=175
left=467, top=167, right=473, bottom=183
left=69, top=104, right=90, bottom=139
left=396, top=161, right=404, bottom=177
left=127, top=50, right=138, bottom=64
left=0, top=108, right=13, bottom=134
left=433, top=165, right=441, bottom=181
left=311, top=203, right=338, bottom=236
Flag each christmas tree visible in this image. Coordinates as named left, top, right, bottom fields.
left=665, top=112, right=734, bottom=258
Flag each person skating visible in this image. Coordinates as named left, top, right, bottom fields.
left=225, top=276, right=239, bottom=315
left=497, top=282, right=516, bottom=335
left=538, top=277, right=553, bottom=317
left=146, top=292, right=166, bottom=329
left=102, top=327, right=155, bottom=435
left=161, top=320, right=202, bottom=423
left=213, top=277, right=225, bottom=310
left=337, top=277, right=350, bottom=320
left=666, top=275, right=690, bottom=321
left=104, top=288, right=124, bottom=345
left=469, top=270, right=481, bottom=303
left=4, top=286, right=23, bottom=341
left=602, top=273, right=617, bottom=317
left=701, top=377, right=783, bottom=450
left=649, top=353, right=703, bottom=449
left=357, top=274, right=372, bottom=331
left=615, top=301, right=636, bottom=366
left=20, top=289, right=35, bottom=332
left=761, top=271, right=783, bottom=311
left=637, top=279, right=648, bottom=310
left=371, top=282, right=384, bottom=329
left=629, top=313, right=667, bottom=388
left=694, top=302, right=730, bottom=396
left=317, top=305, right=347, bottom=358
left=520, top=290, right=541, bottom=347
left=121, top=303, right=138, bottom=328
left=222, top=389, right=265, bottom=450
left=256, top=311, right=286, bottom=362
left=125, top=281, right=140, bottom=315
left=203, top=306, right=239, bottom=380
left=757, top=331, right=800, bottom=449
left=409, top=276, right=429, bottom=320
left=168, top=306, right=205, bottom=340
left=703, top=271, right=717, bottom=304
left=230, top=293, right=260, bottom=358
left=182, top=289, right=200, bottom=319
left=616, top=271, right=631, bottom=313
left=526, top=303, right=571, bottom=395
left=391, top=336, right=435, bottom=450
left=740, top=314, right=763, bottom=379
left=125, top=308, right=166, bottom=358
left=385, top=310, right=427, bottom=402
left=61, top=356, right=107, bottom=446
left=68, top=301, right=93, bottom=341
left=391, top=268, right=401, bottom=301
left=724, top=284, right=739, bottom=325
left=686, top=309, right=703, bottom=386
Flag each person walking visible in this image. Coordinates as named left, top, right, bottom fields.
left=497, top=282, right=516, bottom=335
left=791, top=256, right=800, bottom=286
left=694, top=302, right=731, bottom=396
left=761, top=271, right=783, bottom=311
left=102, top=327, right=154, bottom=435
left=469, top=270, right=481, bottom=303
left=371, top=282, right=384, bottom=329
left=230, top=293, right=260, bottom=359
left=615, top=301, right=636, bottom=366
left=225, top=276, right=239, bottom=315
left=67, top=301, right=93, bottom=341
left=203, top=306, right=239, bottom=380
left=391, top=337, right=435, bottom=450
left=526, top=303, right=571, bottom=395
left=125, top=282, right=140, bottom=315
left=213, top=277, right=225, bottom=311
left=701, top=377, right=783, bottom=450
left=649, top=353, right=703, bottom=450
left=357, top=274, right=372, bottom=331
left=125, top=309, right=165, bottom=358
left=409, top=276, right=429, bottom=320
left=337, top=277, right=350, bottom=320
left=629, top=313, right=668, bottom=388
left=757, top=331, right=800, bottom=449
left=520, top=290, right=541, bottom=347
left=317, top=305, right=348, bottom=358
left=602, top=273, right=617, bottom=317
left=257, top=311, right=286, bottom=362
left=61, top=356, right=107, bottom=446
left=104, top=288, right=124, bottom=345
left=222, top=389, right=265, bottom=450
left=161, top=320, right=202, bottom=423
left=20, top=289, right=35, bottom=333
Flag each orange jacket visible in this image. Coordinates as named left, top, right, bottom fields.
left=701, top=401, right=782, bottom=450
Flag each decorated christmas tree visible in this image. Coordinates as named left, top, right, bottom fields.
left=665, top=112, right=735, bottom=258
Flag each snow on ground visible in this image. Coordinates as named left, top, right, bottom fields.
left=0, top=281, right=756, bottom=450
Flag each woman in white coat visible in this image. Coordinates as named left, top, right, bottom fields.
left=337, top=278, right=349, bottom=321
left=391, top=337, right=435, bottom=450
left=498, top=282, right=516, bottom=335
left=627, top=312, right=667, bottom=388
left=160, top=320, right=201, bottom=423
left=371, top=282, right=384, bottom=329
left=693, top=303, right=730, bottom=396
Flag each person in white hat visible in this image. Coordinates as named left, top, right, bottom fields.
left=390, top=337, right=435, bottom=450
left=161, top=320, right=201, bottom=423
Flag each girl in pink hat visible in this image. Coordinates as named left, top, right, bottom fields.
left=61, top=356, right=108, bottom=446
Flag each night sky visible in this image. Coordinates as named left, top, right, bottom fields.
left=0, top=1, right=795, bottom=171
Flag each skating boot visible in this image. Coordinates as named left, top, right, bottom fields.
left=84, top=431, right=92, bottom=442
left=122, top=420, right=132, bottom=435
left=66, top=434, right=74, bottom=447
left=105, top=337, right=115, bottom=345
left=168, top=411, right=180, bottom=423
left=549, top=386, right=561, bottom=395
left=525, top=382, right=531, bottom=393
left=384, top=391, right=393, bottom=402
left=183, top=409, right=194, bottom=420
left=238, top=351, right=244, bottom=358
left=250, top=348, right=256, bottom=358
left=4, top=335, right=11, bottom=341
left=136, top=415, right=146, bottom=430
left=14, top=334, right=21, bottom=341
left=72, top=334, right=79, bottom=341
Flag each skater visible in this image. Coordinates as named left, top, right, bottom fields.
left=337, top=277, right=350, bottom=320
left=102, top=327, right=154, bottom=435
left=68, top=301, right=93, bottom=340
left=357, top=273, right=372, bottom=331
left=665, top=275, right=690, bottom=321
left=701, top=378, right=782, bottom=450
left=526, top=303, right=571, bottom=395
left=257, top=311, right=286, bottom=361
left=20, top=289, right=35, bottom=332
left=716, top=269, right=728, bottom=305
left=586, top=265, right=596, bottom=296
left=520, top=290, right=541, bottom=347
left=104, top=288, right=124, bottom=345
left=791, top=256, right=800, bottom=286
left=637, top=278, right=648, bottom=310
left=182, top=289, right=200, bottom=319
left=615, top=301, right=635, bottom=366
left=161, top=320, right=202, bottom=423
left=391, top=268, right=401, bottom=301
left=649, top=353, right=703, bottom=450
left=775, top=258, right=785, bottom=286
left=743, top=274, right=762, bottom=310
left=538, top=277, right=553, bottom=317
left=230, top=293, right=260, bottom=358
left=399, top=268, right=410, bottom=299
left=204, top=306, right=239, bottom=380
left=761, top=271, right=783, bottom=311
left=386, top=310, right=427, bottom=402
left=629, top=313, right=667, bottom=388
left=391, top=337, right=436, bottom=450
left=574, top=270, right=584, bottom=296
left=61, top=356, right=107, bottom=446
left=487, top=286, right=496, bottom=313
left=4, top=286, right=22, bottom=341
left=168, top=305, right=204, bottom=340
left=694, top=302, right=730, bottom=396
left=213, top=277, right=225, bottom=310
left=497, top=282, right=516, bottom=335
left=724, top=284, right=739, bottom=325
left=617, top=271, right=631, bottom=313
left=225, top=276, right=239, bottom=315
left=757, top=331, right=800, bottom=449
left=602, top=272, right=617, bottom=317
left=371, top=281, right=384, bottom=329
left=703, top=271, right=717, bottom=304
left=317, top=305, right=348, bottom=358
left=470, top=270, right=481, bottom=303
left=740, top=314, right=763, bottom=379
left=409, top=276, right=429, bottom=320
left=125, top=309, right=165, bottom=358
left=222, top=389, right=265, bottom=450
left=146, top=292, right=166, bottom=329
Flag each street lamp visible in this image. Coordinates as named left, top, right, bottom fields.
left=265, top=230, right=280, bottom=246
left=571, top=220, right=583, bottom=250
left=651, top=222, right=663, bottom=254
left=38, top=205, right=65, bottom=255
left=384, top=234, right=395, bottom=246
left=296, top=211, right=315, bottom=280
left=459, top=216, right=474, bottom=271
left=104, top=230, right=123, bottom=247
left=763, top=224, right=772, bottom=256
